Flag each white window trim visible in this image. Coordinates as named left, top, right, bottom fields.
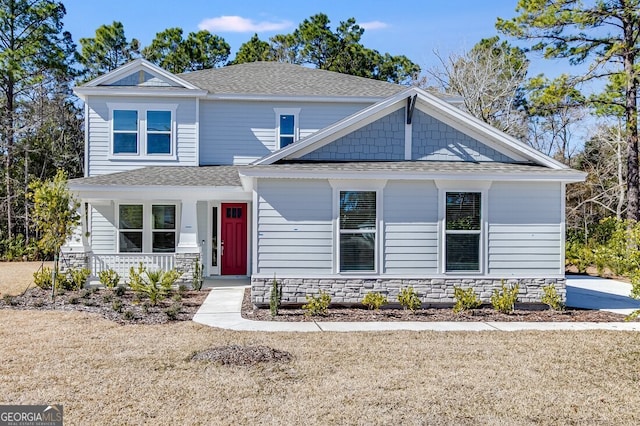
left=435, top=181, right=490, bottom=275
left=116, top=201, right=180, bottom=253
left=274, top=108, right=300, bottom=150
left=108, top=102, right=178, bottom=160
left=331, top=180, right=386, bottom=274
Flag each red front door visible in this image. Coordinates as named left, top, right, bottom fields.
left=221, top=203, right=247, bottom=275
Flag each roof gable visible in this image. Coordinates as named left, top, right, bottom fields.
left=73, top=59, right=207, bottom=100
left=254, top=87, right=569, bottom=170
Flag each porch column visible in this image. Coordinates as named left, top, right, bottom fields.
left=176, top=198, right=201, bottom=286
left=61, top=202, right=90, bottom=272
left=177, top=198, right=199, bottom=252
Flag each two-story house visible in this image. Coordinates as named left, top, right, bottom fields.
left=67, top=58, right=585, bottom=305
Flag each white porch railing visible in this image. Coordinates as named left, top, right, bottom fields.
left=90, top=253, right=176, bottom=279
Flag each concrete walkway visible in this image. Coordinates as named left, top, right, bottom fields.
left=192, top=276, right=640, bottom=332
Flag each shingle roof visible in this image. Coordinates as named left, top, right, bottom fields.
left=69, top=161, right=584, bottom=190
left=179, top=62, right=405, bottom=98
left=69, top=166, right=242, bottom=188
left=243, top=161, right=585, bottom=179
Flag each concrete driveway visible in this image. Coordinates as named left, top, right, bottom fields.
left=566, top=275, right=640, bottom=315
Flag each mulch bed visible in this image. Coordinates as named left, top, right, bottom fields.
left=191, top=345, right=293, bottom=366
left=0, top=287, right=208, bottom=324
left=241, top=289, right=635, bottom=322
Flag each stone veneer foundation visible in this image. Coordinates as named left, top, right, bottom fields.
left=251, top=277, right=566, bottom=307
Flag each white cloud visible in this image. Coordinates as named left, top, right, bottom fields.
left=198, top=15, right=292, bottom=33
left=360, top=21, right=390, bottom=30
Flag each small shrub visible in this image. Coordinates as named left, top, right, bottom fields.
left=362, top=292, right=388, bottom=310
left=269, top=275, right=282, bottom=317
left=491, top=282, right=519, bottom=314
left=2, top=294, right=14, bottom=305
left=33, top=300, right=44, bottom=308
left=81, top=288, right=93, bottom=299
left=128, top=264, right=180, bottom=306
left=172, top=293, right=182, bottom=302
left=142, top=301, right=151, bottom=314
left=541, top=284, right=564, bottom=311
left=164, top=303, right=182, bottom=320
left=114, top=285, right=126, bottom=297
left=33, top=267, right=52, bottom=290
left=397, top=287, right=421, bottom=312
left=111, top=299, right=123, bottom=312
left=98, top=269, right=120, bottom=289
left=453, top=286, right=482, bottom=313
left=123, top=310, right=135, bottom=321
left=69, top=296, right=80, bottom=305
left=302, top=291, right=331, bottom=316
left=67, top=268, right=91, bottom=291
left=82, top=299, right=96, bottom=307
left=102, top=293, right=113, bottom=303
left=178, top=284, right=188, bottom=295
left=192, top=258, right=204, bottom=291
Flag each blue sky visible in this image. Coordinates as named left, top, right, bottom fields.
left=62, top=0, right=568, bottom=78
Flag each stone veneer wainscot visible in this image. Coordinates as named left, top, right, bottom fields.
left=251, top=277, right=566, bottom=306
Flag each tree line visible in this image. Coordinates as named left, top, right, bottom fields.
left=1, top=0, right=639, bottom=260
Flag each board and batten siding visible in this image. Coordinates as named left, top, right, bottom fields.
left=383, top=181, right=439, bottom=274
left=90, top=204, right=116, bottom=253
left=256, top=179, right=333, bottom=275
left=86, top=96, right=198, bottom=176
left=199, top=101, right=370, bottom=165
left=487, top=182, right=563, bottom=276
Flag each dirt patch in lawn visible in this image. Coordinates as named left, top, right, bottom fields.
left=241, top=288, right=634, bottom=322
left=0, top=287, right=208, bottom=324
left=191, top=345, right=293, bottom=366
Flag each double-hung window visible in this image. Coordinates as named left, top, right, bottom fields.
left=118, top=203, right=177, bottom=253
left=339, top=191, right=376, bottom=272
left=113, top=110, right=139, bottom=154
left=274, top=108, right=300, bottom=149
left=119, top=204, right=143, bottom=252
left=146, top=111, right=172, bottom=154
left=110, top=104, right=177, bottom=158
left=445, top=192, right=481, bottom=271
left=152, top=205, right=176, bottom=252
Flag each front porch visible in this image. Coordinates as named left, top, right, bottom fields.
left=65, top=166, right=253, bottom=285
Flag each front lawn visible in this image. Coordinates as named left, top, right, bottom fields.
left=1, top=262, right=639, bottom=424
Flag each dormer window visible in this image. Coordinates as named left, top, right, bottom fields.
left=274, top=108, right=300, bottom=150
left=109, top=103, right=177, bottom=159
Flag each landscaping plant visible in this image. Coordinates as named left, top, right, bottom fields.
left=67, top=267, right=91, bottom=291
left=302, top=291, right=331, bottom=316
left=453, top=286, right=482, bottom=313
left=491, top=282, right=519, bottom=314
left=541, top=284, right=564, bottom=311
left=362, top=292, right=388, bottom=310
left=397, top=287, right=421, bottom=312
left=192, top=257, right=204, bottom=291
left=269, top=275, right=281, bottom=317
left=98, top=269, right=121, bottom=289
left=128, top=263, right=181, bottom=306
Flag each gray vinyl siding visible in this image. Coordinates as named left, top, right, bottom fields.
left=383, top=181, right=439, bottom=274
left=199, top=100, right=369, bottom=165
left=90, top=204, right=116, bottom=253
left=86, top=96, right=198, bottom=176
left=488, top=182, right=562, bottom=275
left=301, top=108, right=405, bottom=161
left=412, top=110, right=515, bottom=162
left=256, top=179, right=333, bottom=274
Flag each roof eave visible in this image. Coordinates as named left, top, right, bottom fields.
left=239, top=168, right=587, bottom=183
